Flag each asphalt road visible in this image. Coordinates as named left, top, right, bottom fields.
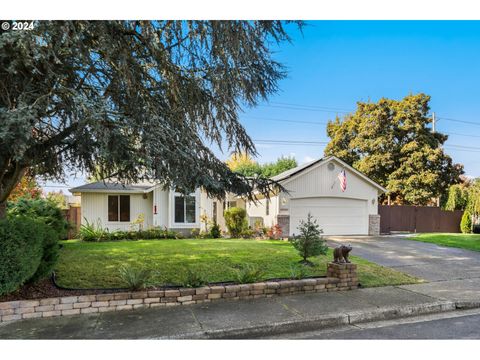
left=264, top=308, right=480, bottom=339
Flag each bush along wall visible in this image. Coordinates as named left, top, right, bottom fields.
left=0, top=217, right=45, bottom=296
left=1, top=197, right=69, bottom=296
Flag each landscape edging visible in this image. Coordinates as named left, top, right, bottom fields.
left=0, top=262, right=358, bottom=323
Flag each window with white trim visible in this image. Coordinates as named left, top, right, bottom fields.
left=174, top=194, right=196, bottom=223
left=266, top=199, right=270, bottom=216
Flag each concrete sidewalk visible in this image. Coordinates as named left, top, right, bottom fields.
left=1, top=279, right=479, bottom=339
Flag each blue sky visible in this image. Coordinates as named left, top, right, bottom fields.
left=47, top=21, right=480, bottom=194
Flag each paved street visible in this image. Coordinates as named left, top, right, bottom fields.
left=266, top=308, right=480, bottom=339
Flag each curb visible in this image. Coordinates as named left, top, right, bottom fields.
left=161, top=300, right=477, bottom=339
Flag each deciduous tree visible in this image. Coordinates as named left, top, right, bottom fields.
left=324, top=94, right=463, bottom=205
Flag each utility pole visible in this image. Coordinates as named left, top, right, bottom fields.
left=432, top=112, right=436, bottom=133
left=432, top=112, right=440, bottom=207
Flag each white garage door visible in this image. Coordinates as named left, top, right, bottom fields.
left=289, top=197, right=368, bottom=236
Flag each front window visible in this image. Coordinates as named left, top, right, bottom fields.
left=108, top=195, right=130, bottom=222
left=227, top=201, right=237, bottom=208
left=174, top=194, right=196, bottom=223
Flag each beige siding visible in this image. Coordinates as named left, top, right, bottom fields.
left=81, top=192, right=153, bottom=231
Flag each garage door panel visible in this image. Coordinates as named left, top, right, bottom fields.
left=289, top=197, right=368, bottom=236
left=291, top=205, right=366, bottom=217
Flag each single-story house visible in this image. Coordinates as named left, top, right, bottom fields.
left=70, top=155, right=386, bottom=236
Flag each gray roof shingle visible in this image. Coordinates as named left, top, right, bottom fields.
left=69, top=181, right=154, bottom=193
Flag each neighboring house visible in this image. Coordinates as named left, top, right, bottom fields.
left=70, top=156, right=386, bottom=236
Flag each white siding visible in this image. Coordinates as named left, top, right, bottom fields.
left=246, top=196, right=279, bottom=227
left=244, top=158, right=381, bottom=235
left=152, top=187, right=169, bottom=228
left=281, top=158, right=379, bottom=216
left=81, top=192, right=153, bottom=231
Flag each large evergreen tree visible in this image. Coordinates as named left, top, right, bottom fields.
left=0, top=21, right=300, bottom=217
left=324, top=94, right=464, bottom=205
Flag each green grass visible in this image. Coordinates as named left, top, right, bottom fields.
left=412, top=233, right=480, bottom=252
left=55, top=238, right=421, bottom=289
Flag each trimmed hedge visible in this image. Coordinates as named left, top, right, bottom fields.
left=0, top=217, right=44, bottom=295
left=30, top=225, right=59, bottom=281
left=7, top=197, right=65, bottom=281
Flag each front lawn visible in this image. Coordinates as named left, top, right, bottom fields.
left=411, top=233, right=480, bottom=252
left=55, top=238, right=421, bottom=289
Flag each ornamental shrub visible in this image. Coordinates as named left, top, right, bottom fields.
left=234, top=263, right=265, bottom=284
left=289, top=213, right=328, bottom=265
left=223, top=207, right=248, bottom=237
left=461, top=210, right=473, bottom=234
left=30, top=225, right=60, bottom=281
left=0, top=217, right=44, bottom=295
left=7, top=198, right=67, bottom=280
left=8, top=197, right=69, bottom=238
left=118, top=265, right=152, bottom=290
left=210, top=223, right=221, bottom=238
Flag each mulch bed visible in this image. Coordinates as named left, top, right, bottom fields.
left=0, top=278, right=128, bottom=302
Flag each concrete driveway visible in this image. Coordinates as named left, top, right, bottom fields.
left=326, top=235, right=480, bottom=303
left=327, top=236, right=480, bottom=282
left=326, top=235, right=480, bottom=282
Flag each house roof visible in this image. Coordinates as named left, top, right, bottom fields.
left=272, top=155, right=387, bottom=193
left=270, top=158, right=323, bottom=182
left=69, top=181, right=155, bottom=194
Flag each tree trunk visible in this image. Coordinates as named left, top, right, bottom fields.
left=0, top=201, right=6, bottom=220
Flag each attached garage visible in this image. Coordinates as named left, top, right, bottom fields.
left=246, top=156, right=387, bottom=236
left=290, top=197, right=368, bottom=236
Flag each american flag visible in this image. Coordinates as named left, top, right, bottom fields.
left=338, top=169, right=347, bottom=192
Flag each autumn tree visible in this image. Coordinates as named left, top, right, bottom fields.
left=226, top=152, right=262, bottom=177
left=0, top=21, right=301, bottom=218
left=324, top=94, right=463, bottom=205
left=7, top=174, right=42, bottom=202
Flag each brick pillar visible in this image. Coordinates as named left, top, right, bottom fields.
left=276, top=215, right=290, bottom=237
left=327, top=262, right=359, bottom=290
left=368, top=214, right=381, bottom=236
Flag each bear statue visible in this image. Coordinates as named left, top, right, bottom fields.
left=333, top=244, right=353, bottom=264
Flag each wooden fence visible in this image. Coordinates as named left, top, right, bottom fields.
left=379, top=205, right=463, bottom=234
left=63, top=206, right=81, bottom=239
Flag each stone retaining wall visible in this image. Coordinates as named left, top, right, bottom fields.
left=0, top=263, right=357, bottom=323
